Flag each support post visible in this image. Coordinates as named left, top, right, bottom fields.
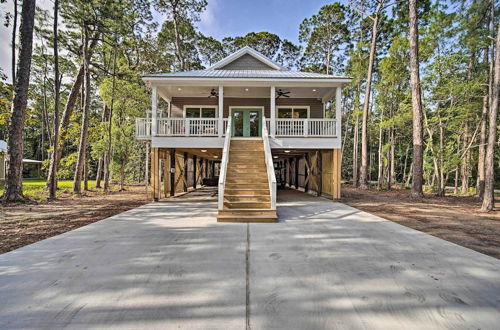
left=150, top=147, right=159, bottom=201
left=193, top=155, right=197, bottom=189
left=170, top=149, right=175, bottom=197
left=318, top=151, right=323, bottom=196
left=151, top=86, right=157, bottom=136
left=332, top=149, right=341, bottom=199
left=295, top=156, right=300, bottom=190
left=270, top=86, right=276, bottom=138
left=184, top=152, right=188, bottom=192
left=335, top=87, right=342, bottom=139
left=304, top=153, right=309, bottom=193
left=218, top=86, right=224, bottom=137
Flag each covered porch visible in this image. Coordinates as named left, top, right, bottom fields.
left=136, top=83, right=343, bottom=142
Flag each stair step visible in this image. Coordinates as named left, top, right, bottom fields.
left=224, top=195, right=271, bottom=202
left=226, top=178, right=268, bottom=184
left=225, top=183, right=269, bottom=189
left=224, top=189, right=270, bottom=195
left=224, top=201, right=271, bottom=209
left=217, top=215, right=277, bottom=223
left=219, top=209, right=277, bottom=217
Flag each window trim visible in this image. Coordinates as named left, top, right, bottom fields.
left=276, top=106, right=310, bottom=119
left=183, top=105, right=218, bottom=118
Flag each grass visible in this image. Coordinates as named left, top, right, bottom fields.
left=0, top=179, right=98, bottom=200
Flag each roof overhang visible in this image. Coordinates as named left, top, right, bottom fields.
left=143, top=77, right=352, bottom=88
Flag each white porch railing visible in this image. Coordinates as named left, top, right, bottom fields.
left=218, top=118, right=232, bottom=210
left=136, top=118, right=151, bottom=139
left=262, top=116, right=277, bottom=210
left=136, top=118, right=337, bottom=138
left=267, top=118, right=337, bottom=137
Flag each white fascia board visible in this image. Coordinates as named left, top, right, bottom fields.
left=143, top=77, right=352, bottom=87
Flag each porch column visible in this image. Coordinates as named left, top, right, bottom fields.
left=270, top=86, right=276, bottom=138
left=218, top=86, right=224, bottom=137
left=151, top=85, right=158, bottom=136
left=335, top=86, right=342, bottom=139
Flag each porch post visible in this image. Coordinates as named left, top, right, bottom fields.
left=218, top=86, right=224, bottom=137
left=270, top=86, right=276, bottom=138
left=335, top=86, right=342, bottom=139
left=151, top=85, right=158, bottom=136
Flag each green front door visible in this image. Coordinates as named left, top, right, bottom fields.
left=231, top=108, right=262, bottom=137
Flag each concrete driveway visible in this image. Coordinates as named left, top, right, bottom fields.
left=0, top=190, right=499, bottom=329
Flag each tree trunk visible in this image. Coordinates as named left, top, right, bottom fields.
left=73, top=27, right=91, bottom=195
left=478, top=7, right=494, bottom=198
left=358, top=3, right=383, bottom=190
left=11, top=0, right=18, bottom=85
left=409, top=0, right=424, bottom=199
left=95, top=157, right=103, bottom=188
left=83, top=152, right=89, bottom=191
left=460, top=123, right=470, bottom=194
left=48, top=0, right=59, bottom=200
left=481, top=19, right=500, bottom=211
left=352, top=113, right=359, bottom=187
left=46, top=32, right=100, bottom=188
left=172, top=5, right=185, bottom=71
left=2, top=0, right=36, bottom=203
left=104, top=50, right=117, bottom=192
left=377, top=114, right=384, bottom=190
left=95, top=104, right=109, bottom=188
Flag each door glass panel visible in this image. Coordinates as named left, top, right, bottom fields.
left=201, top=108, right=216, bottom=117
left=294, top=108, right=308, bottom=118
left=233, top=111, right=244, bottom=136
left=249, top=111, right=260, bottom=137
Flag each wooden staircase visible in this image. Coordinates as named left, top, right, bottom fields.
left=217, top=139, right=278, bottom=222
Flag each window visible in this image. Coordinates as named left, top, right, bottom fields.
left=184, top=106, right=217, bottom=118
left=277, top=107, right=309, bottom=119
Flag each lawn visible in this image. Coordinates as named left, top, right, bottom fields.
left=0, top=179, right=98, bottom=200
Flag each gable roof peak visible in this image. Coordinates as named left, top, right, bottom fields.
left=209, top=46, right=285, bottom=71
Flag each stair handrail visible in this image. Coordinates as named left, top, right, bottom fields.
left=262, top=116, right=277, bottom=209
left=218, top=117, right=232, bottom=210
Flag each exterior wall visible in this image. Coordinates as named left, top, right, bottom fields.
left=170, top=97, right=324, bottom=118
left=217, top=54, right=275, bottom=70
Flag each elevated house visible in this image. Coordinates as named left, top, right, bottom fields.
left=137, top=47, right=351, bottom=222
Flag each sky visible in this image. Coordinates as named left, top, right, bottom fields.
left=0, top=0, right=347, bottom=82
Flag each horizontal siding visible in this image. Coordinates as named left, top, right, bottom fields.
left=171, top=97, right=324, bottom=118
left=218, top=54, right=275, bottom=70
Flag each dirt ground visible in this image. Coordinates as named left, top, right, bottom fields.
left=0, top=185, right=149, bottom=254
left=342, top=186, right=500, bottom=259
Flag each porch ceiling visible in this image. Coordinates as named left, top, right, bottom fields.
left=176, top=148, right=222, bottom=161
left=157, top=85, right=335, bottom=101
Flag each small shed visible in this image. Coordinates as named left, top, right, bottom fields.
left=0, top=140, right=44, bottom=180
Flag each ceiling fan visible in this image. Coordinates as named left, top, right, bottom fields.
left=208, top=88, right=219, bottom=98
left=276, top=89, right=290, bottom=98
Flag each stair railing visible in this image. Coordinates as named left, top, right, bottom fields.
left=218, top=117, right=232, bottom=210
left=262, top=116, right=277, bottom=209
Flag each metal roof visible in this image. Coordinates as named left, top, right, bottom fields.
left=143, top=70, right=350, bottom=80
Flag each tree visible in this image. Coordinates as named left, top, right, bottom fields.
left=351, top=0, right=385, bottom=190
left=2, top=0, right=36, bottom=203
left=409, top=0, right=424, bottom=198
left=72, top=25, right=91, bottom=194
left=299, top=3, right=349, bottom=75
left=155, top=0, right=207, bottom=71
left=48, top=0, right=59, bottom=200
left=481, top=18, right=500, bottom=211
